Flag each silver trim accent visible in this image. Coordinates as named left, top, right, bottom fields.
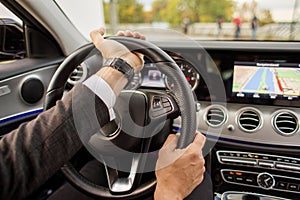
left=276, top=163, right=300, bottom=171
left=236, top=107, right=263, bottom=133
left=67, top=62, right=88, bottom=86
left=257, top=172, right=275, bottom=189
left=103, top=154, right=140, bottom=193
left=258, top=161, right=275, bottom=168
left=205, top=105, right=228, bottom=128
left=272, top=110, right=299, bottom=137
left=221, top=158, right=257, bottom=165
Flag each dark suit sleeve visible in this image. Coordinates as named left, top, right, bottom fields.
left=0, top=83, right=110, bottom=200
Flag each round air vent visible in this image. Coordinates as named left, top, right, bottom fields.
left=67, top=62, right=88, bottom=86
left=273, top=111, right=299, bottom=136
left=237, top=108, right=262, bottom=133
left=206, top=106, right=227, bottom=127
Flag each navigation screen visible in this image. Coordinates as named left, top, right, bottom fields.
left=232, top=62, right=300, bottom=100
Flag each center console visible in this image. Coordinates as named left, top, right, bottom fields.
left=212, top=145, right=300, bottom=200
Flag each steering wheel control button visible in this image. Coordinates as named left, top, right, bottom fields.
left=257, top=172, right=275, bottom=189
left=151, top=96, right=174, bottom=118
left=153, top=97, right=162, bottom=110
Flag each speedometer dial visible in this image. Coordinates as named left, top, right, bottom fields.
left=165, top=59, right=200, bottom=91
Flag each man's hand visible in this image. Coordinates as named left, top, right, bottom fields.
left=90, top=28, right=144, bottom=73
left=154, top=132, right=206, bottom=200
left=89, top=28, right=145, bottom=95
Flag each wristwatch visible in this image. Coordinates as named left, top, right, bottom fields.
left=103, top=58, right=134, bottom=81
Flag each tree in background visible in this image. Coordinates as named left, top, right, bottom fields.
left=103, top=0, right=145, bottom=24
left=237, top=0, right=274, bottom=25
left=259, top=9, right=274, bottom=25
left=151, top=0, right=234, bottom=26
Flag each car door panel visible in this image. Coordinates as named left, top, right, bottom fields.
left=0, top=57, right=64, bottom=135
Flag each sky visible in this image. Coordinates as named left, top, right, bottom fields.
left=138, top=0, right=299, bottom=22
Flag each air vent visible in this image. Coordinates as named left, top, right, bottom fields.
left=238, top=109, right=262, bottom=132
left=273, top=111, right=299, bottom=136
left=67, top=62, right=88, bottom=86
left=206, top=106, right=227, bottom=127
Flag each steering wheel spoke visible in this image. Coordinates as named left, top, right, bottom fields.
left=102, top=154, right=143, bottom=194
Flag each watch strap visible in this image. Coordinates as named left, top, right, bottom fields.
left=103, top=58, right=134, bottom=81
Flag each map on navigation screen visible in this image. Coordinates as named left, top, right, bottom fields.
left=232, top=62, right=300, bottom=99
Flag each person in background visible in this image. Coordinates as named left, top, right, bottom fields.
left=182, top=17, right=190, bottom=34
left=233, top=15, right=242, bottom=39
left=217, top=15, right=224, bottom=38
left=251, top=15, right=258, bottom=40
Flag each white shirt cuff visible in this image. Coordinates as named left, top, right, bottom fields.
left=83, top=75, right=116, bottom=120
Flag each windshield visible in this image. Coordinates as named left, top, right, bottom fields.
left=102, top=0, right=300, bottom=41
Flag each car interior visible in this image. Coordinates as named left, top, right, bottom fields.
left=0, top=0, right=299, bottom=200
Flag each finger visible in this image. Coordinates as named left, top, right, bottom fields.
left=192, top=131, right=206, bottom=149
left=90, top=28, right=105, bottom=47
left=163, top=134, right=177, bottom=146
left=124, top=30, right=134, bottom=37
left=116, top=30, right=125, bottom=36
left=133, top=31, right=146, bottom=40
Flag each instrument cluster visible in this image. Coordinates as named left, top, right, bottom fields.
left=125, top=58, right=200, bottom=91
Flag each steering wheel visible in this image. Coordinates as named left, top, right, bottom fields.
left=44, top=37, right=197, bottom=199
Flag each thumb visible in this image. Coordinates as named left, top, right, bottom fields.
left=162, top=134, right=178, bottom=150
left=90, top=28, right=105, bottom=48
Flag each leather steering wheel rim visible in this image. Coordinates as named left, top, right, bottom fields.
left=44, top=37, right=197, bottom=199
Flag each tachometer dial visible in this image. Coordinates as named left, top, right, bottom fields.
left=165, top=59, right=200, bottom=91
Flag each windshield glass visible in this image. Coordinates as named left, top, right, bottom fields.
left=102, top=0, right=300, bottom=41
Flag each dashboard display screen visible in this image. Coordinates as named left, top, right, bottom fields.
left=232, top=61, right=300, bottom=100
left=141, top=63, right=165, bottom=88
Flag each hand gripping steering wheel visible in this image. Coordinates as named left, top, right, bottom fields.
left=44, top=37, right=197, bottom=199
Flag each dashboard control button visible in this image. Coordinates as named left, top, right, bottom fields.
left=221, top=158, right=257, bottom=166
left=288, top=183, right=299, bottom=191
left=245, top=177, right=256, bottom=185
left=224, top=175, right=234, bottom=182
left=291, top=159, right=299, bottom=165
left=276, top=163, right=300, bottom=172
left=261, top=155, right=271, bottom=160
left=235, top=176, right=244, bottom=182
left=276, top=181, right=288, bottom=189
left=258, top=161, right=274, bottom=168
